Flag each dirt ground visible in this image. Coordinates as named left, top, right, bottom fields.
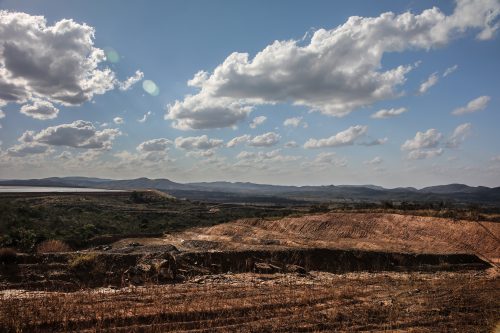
left=115, top=213, right=500, bottom=264
left=1, top=269, right=499, bottom=332
left=1, top=212, right=499, bottom=332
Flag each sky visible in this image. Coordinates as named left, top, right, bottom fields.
left=0, top=0, right=499, bottom=188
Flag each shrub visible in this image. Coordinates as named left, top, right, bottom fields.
left=0, top=247, right=17, bottom=265
left=68, top=253, right=99, bottom=271
left=37, top=240, right=71, bottom=253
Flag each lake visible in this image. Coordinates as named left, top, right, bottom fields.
left=0, top=186, right=123, bottom=193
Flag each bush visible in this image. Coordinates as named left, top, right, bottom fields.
left=68, top=253, right=99, bottom=271
left=37, top=240, right=71, bottom=253
left=0, top=247, right=17, bottom=265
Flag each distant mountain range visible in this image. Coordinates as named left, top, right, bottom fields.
left=1, top=177, right=499, bottom=205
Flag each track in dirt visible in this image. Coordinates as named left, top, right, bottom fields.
left=162, top=213, right=500, bottom=265
left=1, top=271, right=498, bottom=333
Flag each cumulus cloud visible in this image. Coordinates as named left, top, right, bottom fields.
left=249, top=116, right=266, bottom=129
left=175, top=135, right=224, bottom=150
left=401, top=129, right=442, bottom=150
left=236, top=149, right=300, bottom=164
left=446, top=123, right=471, bottom=148
left=407, top=148, right=444, bottom=160
left=304, top=125, right=367, bottom=148
left=452, top=95, right=491, bottom=115
left=113, top=117, right=124, bottom=125
left=247, top=132, right=280, bottom=147
left=165, top=0, right=500, bottom=129
left=284, top=140, right=299, bottom=148
left=418, top=72, right=439, bottom=94
left=138, top=111, right=152, bottom=123
left=0, top=11, right=140, bottom=117
left=302, top=152, right=347, bottom=169
left=443, top=64, right=458, bottom=77
left=21, top=120, right=121, bottom=150
left=283, top=117, right=307, bottom=128
left=227, top=134, right=251, bottom=148
left=19, top=100, right=59, bottom=120
left=364, top=156, right=383, bottom=165
left=165, top=94, right=252, bottom=130
left=358, top=138, right=388, bottom=146
left=227, top=132, right=281, bottom=148
left=371, top=107, right=407, bottom=119
left=118, top=70, right=144, bottom=91
left=401, top=128, right=444, bottom=160
left=6, top=142, right=50, bottom=157
left=137, top=138, right=172, bottom=152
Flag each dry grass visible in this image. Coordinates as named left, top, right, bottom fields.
left=0, top=270, right=498, bottom=332
left=36, top=240, right=71, bottom=253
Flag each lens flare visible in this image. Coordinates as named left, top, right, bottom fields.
left=142, top=80, right=160, bottom=96
left=104, top=48, right=120, bottom=63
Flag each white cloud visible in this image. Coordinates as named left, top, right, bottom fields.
left=284, top=140, right=299, bottom=148
left=491, top=155, right=500, bottom=162
left=57, top=151, right=72, bottom=160
left=186, top=150, right=216, bottom=158
left=175, top=135, right=224, bottom=150
left=304, top=125, right=367, bottom=148
left=0, top=109, right=4, bottom=128
left=165, top=94, right=252, bottom=130
left=446, top=123, right=471, bottom=148
left=247, top=132, right=280, bottom=147
left=302, top=152, right=347, bottom=169
left=407, top=148, right=444, bottom=160
left=452, top=95, right=491, bottom=115
left=283, top=117, right=307, bottom=128
left=227, top=134, right=251, bottom=148
left=23, top=120, right=121, bottom=150
left=358, top=137, right=388, bottom=146
left=401, top=129, right=442, bottom=151
left=0, top=11, right=139, bottom=116
left=113, top=117, right=124, bottom=125
left=138, top=111, right=152, bottom=123
left=165, top=0, right=500, bottom=129
left=364, top=156, right=383, bottom=165
left=249, top=116, right=266, bottom=129
left=443, top=64, right=458, bottom=77
left=227, top=132, right=280, bottom=147
left=6, top=142, right=50, bottom=157
left=236, top=149, right=300, bottom=164
left=118, top=70, right=144, bottom=91
left=371, top=107, right=407, bottom=119
left=137, top=138, right=172, bottom=152
left=19, top=100, right=59, bottom=120
left=418, top=72, right=439, bottom=94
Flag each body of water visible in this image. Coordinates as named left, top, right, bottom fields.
left=0, top=186, right=123, bottom=193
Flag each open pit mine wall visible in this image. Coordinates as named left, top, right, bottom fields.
left=3, top=248, right=490, bottom=290
left=176, top=248, right=490, bottom=275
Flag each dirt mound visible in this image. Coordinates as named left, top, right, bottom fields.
left=165, top=213, right=499, bottom=263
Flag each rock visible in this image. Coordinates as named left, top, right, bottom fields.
left=128, top=242, right=143, bottom=247
left=285, top=264, right=307, bottom=274
left=254, top=262, right=281, bottom=274
left=123, top=263, right=153, bottom=285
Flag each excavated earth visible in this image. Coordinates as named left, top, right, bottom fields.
left=1, top=213, right=499, bottom=332
left=1, top=213, right=498, bottom=290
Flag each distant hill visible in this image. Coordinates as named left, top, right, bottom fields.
left=1, top=177, right=499, bottom=205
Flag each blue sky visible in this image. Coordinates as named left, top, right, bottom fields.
left=0, top=0, right=499, bottom=187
